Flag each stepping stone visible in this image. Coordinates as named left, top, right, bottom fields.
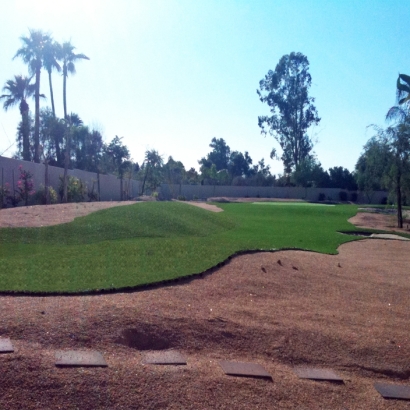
left=218, top=360, right=272, bottom=379
left=142, top=350, right=187, bottom=365
left=374, top=383, right=410, bottom=400
left=293, top=367, right=343, bottom=382
left=55, top=350, right=108, bottom=367
left=0, top=338, right=14, bottom=353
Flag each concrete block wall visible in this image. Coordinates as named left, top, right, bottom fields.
left=158, top=183, right=387, bottom=204
left=0, top=156, right=387, bottom=205
left=0, top=156, right=140, bottom=203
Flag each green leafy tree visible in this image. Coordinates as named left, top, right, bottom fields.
left=62, top=114, right=83, bottom=202
left=0, top=75, right=36, bottom=161
left=365, top=124, right=410, bottom=227
left=228, top=151, right=253, bottom=180
left=199, top=137, right=231, bottom=171
left=105, top=136, right=131, bottom=200
left=59, top=41, right=89, bottom=119
left=14, top=29, right=52, bottom=163
left=184, top=167, right=200, bottom=185
left=163, top=156, right=186, bottom=185
left=39, top=108, right=65, bottom=166
left=292, top=157, right=330, bottom=188
left=140, top=149, right=164, bottom=195
left=355, top=137, right=391, bottom=202
left=328, top=167, right=357, bottom=190
left=257, top=52, right=321, bottom=173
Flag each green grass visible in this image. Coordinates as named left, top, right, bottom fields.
left=0, top=201, right=398, bottom=294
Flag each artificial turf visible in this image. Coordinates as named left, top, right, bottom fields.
left=0, top=201, right=394, bottom=293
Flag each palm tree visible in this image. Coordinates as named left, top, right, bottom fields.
left=43, top=40, right=61, bottom=117
left=0, top=75, right=36, bottom=161
left=396, top=74, right=410, bottom=105
left=60, top=41, right=89, bottom=119
left=14, top=29, right=51, bottom=163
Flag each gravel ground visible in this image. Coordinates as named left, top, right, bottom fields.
left=0, top=203, right=409, bottom=409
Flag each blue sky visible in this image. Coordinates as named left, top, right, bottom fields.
left=0, top=0, right=409, bottom=175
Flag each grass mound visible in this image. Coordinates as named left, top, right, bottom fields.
left=0, top=202, right=368, bottom=293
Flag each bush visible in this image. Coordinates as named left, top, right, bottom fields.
left=318, top=193, right=325, bottom=201
left=339, top=191, right=348, bottom=201
left=350, top=192, right=358, bottom=202
left=0, top=183, right=10, bottom=209
left=58, top=176, right=86, bottom=202
left=177, top=195, right=186, bottom=201
left=381, top=197, right=388, bottom=205
left=193, top=195, right=198, bottom=200
left=34, top=185, right=58, bottom=205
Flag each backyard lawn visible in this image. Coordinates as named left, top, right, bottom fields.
left=0, top=201, right=394, bottom=293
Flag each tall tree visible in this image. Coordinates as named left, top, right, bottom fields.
left=140, top=150, right=164, bottom=195
left=199, top=138, right=231, bottom=171
left=355, top=137, right=391, bottom=202
left=14, top=29, right=51, bottom=163
left=257, top=52, right=320, bottom=173
left=105, top=136, right=131, bottom=200
left=43, top=40, right=61, bottom=117
left=60, top=41, right=89, bottom=119
left=0, top=75, right=36, bottom=161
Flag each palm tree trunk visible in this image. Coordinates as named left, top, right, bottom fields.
left=48, top=70, right=56, bottom=117
left=63, top=66, right=67, bottom=119
left=34, top=67, right=41, bottom=163
left=21, top=112, right=31, bottom=161
left=63, top=127, right=71, bottom=203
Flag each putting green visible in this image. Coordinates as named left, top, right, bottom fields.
left=252, top=202, right=335, bottom=206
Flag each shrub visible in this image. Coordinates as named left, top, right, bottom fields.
left=339, top=191, right=348, bottom=201
left=0, top=183, right=10, bottom=209
left=318, top=193, right=325, bottom=201
left=193, top=195, right=198, bottom=200
left=177, top=195, right=186, bottom=201
left=381, top=197, right=388, bottom=205
left=350, top=192, right=358, bottom=202
left=14, top=166, right=35, bottom=206
left=34, top=185, right=58, bottom=205
left=58, top=176, right=86, bottom=202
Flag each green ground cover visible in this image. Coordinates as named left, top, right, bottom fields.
left=0, top=201, right=398, bottom=294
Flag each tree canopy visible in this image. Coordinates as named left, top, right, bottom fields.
left=257, top=52, right=320, bottom=173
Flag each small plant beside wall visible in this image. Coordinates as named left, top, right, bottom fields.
left=0, top=183, right=10, bottom=209
left=6, top=166, right=36, bottom=207
left=58, top=176, right=86, bottom=202
left=339, top=191, right=348, bottom=202
left=34, top=185, right=58, bottom=205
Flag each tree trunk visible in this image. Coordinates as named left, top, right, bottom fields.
left=63, top=128, right=70, bottom=203
left=34, top=66, right=41, bottom=163
left=21, top=111, right=31, bottom=161
left=48, top=70, right=56, bottom=117
left=396, top=172, right=403, bottom=228
left=141, top=165, right=149, bottom=196
left=63, top=66, right=67, bottom=119
left=44, top=160, right=49, bottom=205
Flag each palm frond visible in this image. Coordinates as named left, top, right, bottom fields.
left=386, top=106, right=407, bottom=123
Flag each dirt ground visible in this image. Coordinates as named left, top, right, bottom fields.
left=0, top=202, right=409, bottom=409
